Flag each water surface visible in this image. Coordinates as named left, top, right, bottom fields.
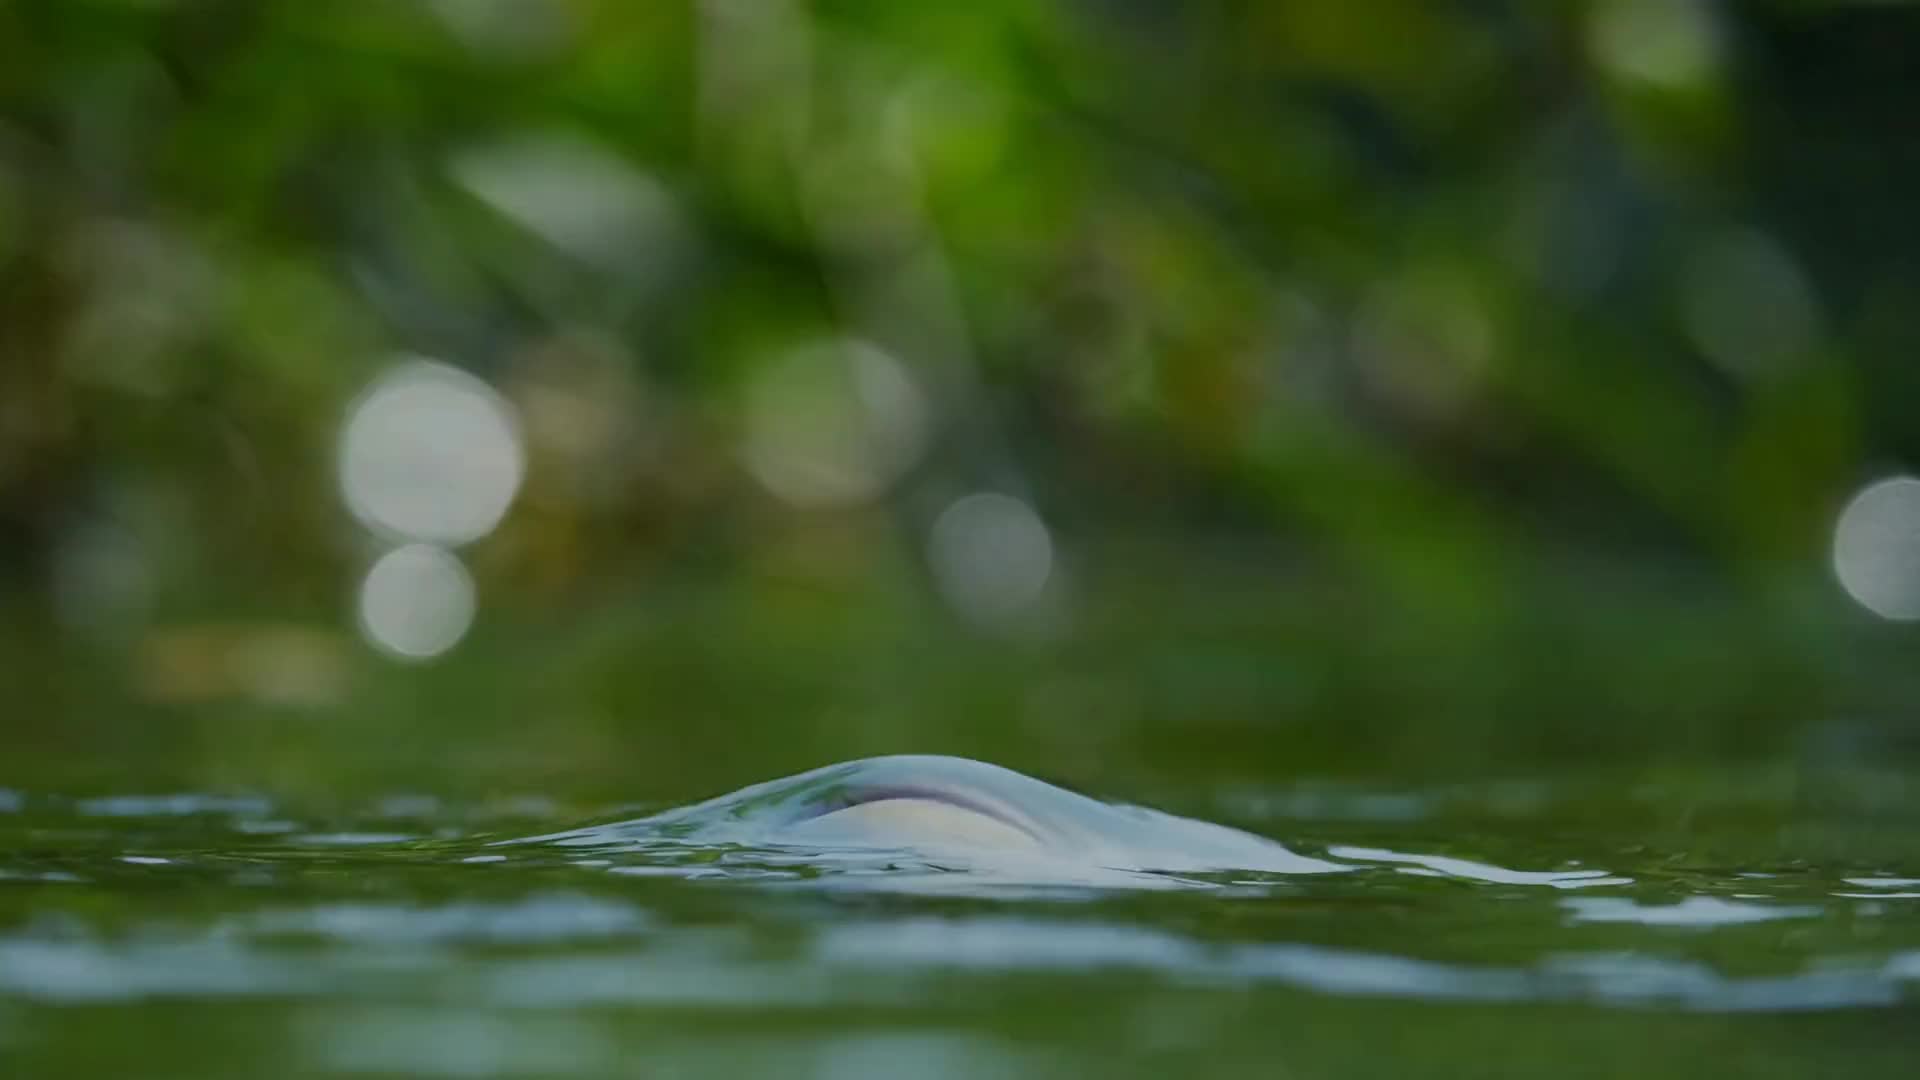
left=3, top=767, right=1919, bottom=1078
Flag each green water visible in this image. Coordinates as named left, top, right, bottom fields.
left=3, top=761, right=1918, bottom=1078
left=5, top=555, right=1920, bottom=1075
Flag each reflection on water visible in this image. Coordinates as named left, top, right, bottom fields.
left=1325, top=846, right=1629, bottom=889
left=243, top=894, right=651, bottom=945
left=1562, top=896, right=1821, bottom=927
left=2, top=778, right=1918, bottom=1076
left=7, top=896, right=1913, bottom=1014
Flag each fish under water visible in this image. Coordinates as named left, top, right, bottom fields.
left=515, top=754, right=1350, bottom=889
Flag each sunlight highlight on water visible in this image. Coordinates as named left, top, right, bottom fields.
left=1563, top=896, right=1821, bottom=927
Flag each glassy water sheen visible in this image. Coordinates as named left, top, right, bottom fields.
left=3, top=760, right=1919, bottom=1078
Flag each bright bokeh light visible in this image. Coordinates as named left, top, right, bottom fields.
left=1832, top=476, right=1920, bottom=621
left=357, top=544, right=478, bottom=661
left=741, top=340, right=930, bottom=507
left=927, top=492, right=1053, bottom=626
left=338, top=358, right=525, bottom=547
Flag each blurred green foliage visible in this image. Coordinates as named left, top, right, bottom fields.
left=3, top=0, right=1920, bottom=799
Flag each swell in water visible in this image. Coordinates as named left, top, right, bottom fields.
left=513, top=755, right=1355, bottom=889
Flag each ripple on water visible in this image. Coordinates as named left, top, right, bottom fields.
left=814, top=916, right=1916, bottom=1011
left=290, top=832, right=422, bottom=846
left=1837, top=876, right=1920, bottom=898
left=1563, top=896, right=1823, bottom=928
left=3, top=904, right=1915, bottom=1014
left=301, top=1009, right=617, bottom=1078
left=1326, top=845, right=1631, bottom=889
left=0, top=937, right=310, bottom=1002
left=239, top=894, right=652, bottom=945
left=3, top=774, right=1920, bottom=1024
left=75, top=794, right=274, bottom=818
